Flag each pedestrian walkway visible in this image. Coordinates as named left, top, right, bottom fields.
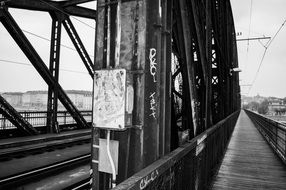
left=212, top=110, right=286, bottom=190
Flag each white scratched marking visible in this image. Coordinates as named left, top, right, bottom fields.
left=149, top=48, right=157, bottom=82
left=197, top=134, right=207, bottom=145
left=149, top=92, right=156, bottom=119
left=139, top=169, right=159, bottom=189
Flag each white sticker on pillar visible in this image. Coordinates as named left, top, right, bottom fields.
left=93, top=69, right=126, bottom=130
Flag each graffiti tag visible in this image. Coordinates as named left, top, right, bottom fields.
left=149, top=48, right=157, bottom=82
left=139, top=169, right=159, bottom=189
left=149, top=92, right=156, bottom=119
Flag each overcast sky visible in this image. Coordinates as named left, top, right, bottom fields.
left=230, top=0, right=286, bottom=98
left=0, top=0, right=286, bottom=98
left=0, top=2, right=96, bottom=93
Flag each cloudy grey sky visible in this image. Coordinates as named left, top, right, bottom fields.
left=0, top=0, right=286, bottom=98
left=230, top=0, right=286, bottom=97
left=0, top=2, right=96, bottom=93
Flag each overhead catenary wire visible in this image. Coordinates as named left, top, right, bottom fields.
left=0, top=59, right=89, bottom=75
left=21, top=29, right=94, bottom=58
left=244, top=0, right=253, bottom=73
left=247, top=19, right=286, bottom=95
left=247, top=0, right=253, bottom=53
left=38, top=0, right=96, bottom=30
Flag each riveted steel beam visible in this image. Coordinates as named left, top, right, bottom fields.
left=0, top=8, right=90, bottom=130
left=6, top=0, right=96, bottom=19
left=61, top=0, right=94, bottom=7
left=0, top=95, right=38, bottom=135
left=47, top=12, right=64, bottom=133
left=62, top=16, right=94, bottom=78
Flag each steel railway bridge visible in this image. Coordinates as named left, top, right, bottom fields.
left=0, top=0, right=285, bottom=189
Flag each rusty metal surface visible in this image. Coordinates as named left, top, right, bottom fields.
left=113, top=111, right=240, bottom=190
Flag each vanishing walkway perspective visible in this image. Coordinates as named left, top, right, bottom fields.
left=212, top=110, right=286, bottom=189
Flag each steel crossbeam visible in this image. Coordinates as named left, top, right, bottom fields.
left=47, top=12, right=64, bottom=133
left=5, top=0, right=96, bottom=19
left=0, top=8, right=90, bottom=129
left=0, top=95, right=38, bottom=135
left=62, top=16, right=94, bottom=78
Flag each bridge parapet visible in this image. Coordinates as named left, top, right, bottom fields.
left=113, top=111, right=240, bottom=190
left=245, top=109, right=286, bottom=164
left=0, top=111, right=92, bottom=131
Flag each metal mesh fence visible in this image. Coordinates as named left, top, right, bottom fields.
left=0, top=110, right=92, bottom=130
left=245, top=109, right=286, bottom=164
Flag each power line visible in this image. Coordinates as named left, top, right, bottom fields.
left=0, top=59, right=89, bottom=75
left=247, top=0, right=253, bottom=52
left=244, top=0, right=253, bottom=73
left=21, top=29, right=94, bottom=57
left=38, top=0, right=96, bottom=30
left=247, top=19, right=286, bottom=95
left=266, top=19, right=286, bottom=48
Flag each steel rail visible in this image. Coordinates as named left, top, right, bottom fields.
left=68, top=178, right=91, bottom=190
left=0, top=135, right=91, bottom=159
left=0, top=154, right=91, bottom=185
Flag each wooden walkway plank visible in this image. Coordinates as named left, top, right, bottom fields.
left=211, top=110, right=286, bottom=190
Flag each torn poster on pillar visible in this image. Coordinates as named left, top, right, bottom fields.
left=93, top=69, right=126, bottom=130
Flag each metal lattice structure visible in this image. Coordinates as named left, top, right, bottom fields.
left=1, top=0, right=240, bottom=189
left=0, top=0, right=96, bottom=133
left=91, top=0, right=240, bottom=189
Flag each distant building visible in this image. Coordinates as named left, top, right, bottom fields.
left=1, top=92, right=23, bottom=106
left=268, top=98, right=286, bottom=115
left=23, top=91, right=48, bottom=107
left=241, top=94, right=265, bottom=108
left=1, top=90, right=92, bottom=110
left=65, top=90, right=92, bottom=110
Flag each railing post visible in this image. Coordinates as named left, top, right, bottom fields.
left=3, top=117, right=6, bottom=130
left=245, top=109, right=286, bottom=164
left=64, top=111, right=67, bottom=125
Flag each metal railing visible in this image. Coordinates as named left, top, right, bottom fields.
left=245, top=109, right=286, bottom=164
left=0, top=110, right=92, bottom=130
left=113, top=111, right=240, bottom=190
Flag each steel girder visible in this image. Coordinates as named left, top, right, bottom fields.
left=47, top=12, right=64, bottom=133
left=62, top=16, right=94, bottom=78
left=1, top=0, right=95, bottom=132
left=174, top=0, right=240, bottom=131
left=0, top=8, right=90, bottom=129
left=46, top=11, right=94, bottom=132
left=91, top=0, right=240, bottom=188
left=0, top=95, right=38, bottom=135
left=172, top=0, right=197, bottom=139
left=92, top=0, right=173, bottom=188
left=5, top=0, right=96, bottom=19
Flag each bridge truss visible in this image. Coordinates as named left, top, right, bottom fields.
left=91, top=0, right=240, bottom=188
left=0, top=0, right=240, bottom=189
left=0, top=0, right=96, bottom=134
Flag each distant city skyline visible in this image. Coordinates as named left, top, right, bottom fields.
left=1, top=1, right=286, bottom=98
left=1, top=90, right=92, bottom=111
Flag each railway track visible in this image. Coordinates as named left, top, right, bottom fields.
left=0, top=154, right=91, bottom=189
left=65, top=178, right=91, bottom=190
left=0, top=130, right=91, bottom=160
left=0, top=130, right=92, bottom=189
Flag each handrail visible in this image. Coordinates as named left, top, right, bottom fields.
left=245, top=109, right=286, bottom=164
left=113, top=110, right=240, bottom=190
left=0, top=110, right=92, bottom=130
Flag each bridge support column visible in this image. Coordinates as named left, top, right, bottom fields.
left=92, top=0, right=172, bottom=188
left=47, top=12, right=63, bottom=134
